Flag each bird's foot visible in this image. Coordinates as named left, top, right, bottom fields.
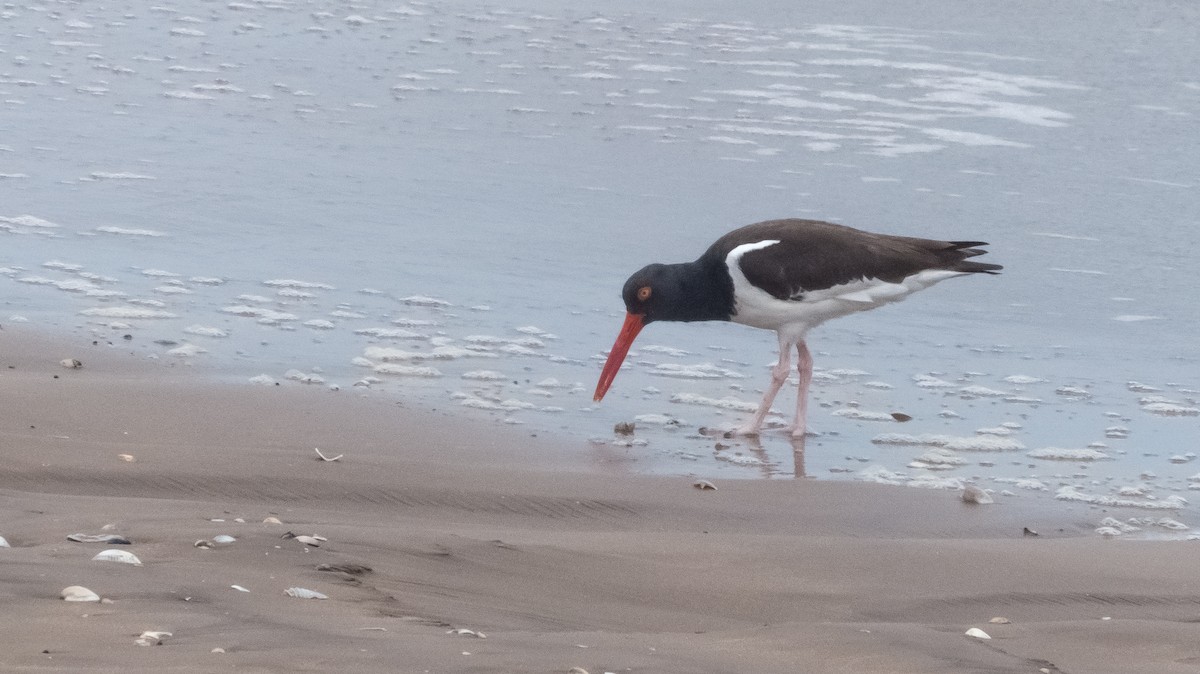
left=724, top=424, right=762, bottom=439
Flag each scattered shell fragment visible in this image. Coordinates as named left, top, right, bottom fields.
left=118, top=453, right=136, bottom=462
left=194, top=539, right=213, bottom=549
left=262, top=516, right=283, bottom=525
left=316, top=562, right=372, bottom=575
left=134, top=631, right=172, bottom=646
left=613, top=421, right=635, bottom=436
left=212, top=534, right=237, bottom=545
left=60, top=358, right=83, bottom=369
left=314, top=447, right=344, bottom=462
left=447, top=628, right=486, bottom=638
left=964, top=627, right=991, bottom=639
left=1023, top=527, right=1039, bottom=537
left=230, top=585, right=249, bottom=592
left=693, top=479, right=717, bottom=491
left=0, top=535, right=10, bottom=548
left=989, top=617, right=1011, bottom=624
left=68, top=533, right=131, bottom=545
left=285, top=587, right=328, bottom=600
left=92, top=549, right=142, bottom=565
left=961, top=485, right=994, bottom=505
left=890, top=412, right=913, bottom=422
left=61, top=586, right=101, bottom=602
left=211, top=647, right=226, bottom=654
left=282, top=531, right=326, bottom=546
left=568, top=668, right=590, bottom=674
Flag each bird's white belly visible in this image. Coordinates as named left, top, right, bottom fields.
left=725, top=242, right=965, bottom=333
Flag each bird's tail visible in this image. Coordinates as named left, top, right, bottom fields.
left=946, top=241, right=1002, bottom=274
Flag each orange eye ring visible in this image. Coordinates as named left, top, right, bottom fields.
left=637, top=286, right=652, bottom=301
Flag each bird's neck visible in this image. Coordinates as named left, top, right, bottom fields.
left=655, top=259, right=735, bottom=323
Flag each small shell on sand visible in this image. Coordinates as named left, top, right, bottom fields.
left=212, top=534, right=237, bottom=545
left=230, top=585, right=249, bottom=592
left=68, top=533, right=132, bottom=544
left=118, top=453, right=136, bottom=462
left=568, top=668, right=590, bottom=674
left=989, top=617, right=1011, bottom=624
left=285, top=587, right=328, bottom=599
left=92, top=549, right=142, bottom=565
left=61, top=585, right=101, bottom=602
left=693, top=479, right=717, bottom=491
left=961, top=485, right=994, bottom=505
left=60, top=358, right=82, bottom=369
left=282, top=531, right=326, bottom=546
left=263, top=516, right=283, bottom=525
left=964, top=627, right=991, bottom=639
left=314, top=447, right=344, bottom=462
left=447, top=628, right=486, bottom=638
left=0, top=535, right=10, bottom=548
left=194, top=539, right=213, bottom=549
left=134, top=631, right=172, bottom=646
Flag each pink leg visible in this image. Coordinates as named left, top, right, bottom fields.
left=791, top=341, right=813, bottom=438
left=733, top=335, right=792, bottom=437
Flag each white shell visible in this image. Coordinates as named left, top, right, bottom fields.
left=263, top=516, right=282, bottom=525
left=212, top=534, right=237, bottom=545
left=0, top=535, right=10, bottom=548
left=447, top=627, right=486, bottom=638
left=989, top=617, right=1011, bottom=624
left=134, top=630, right=172, bottom=646
left=118, top=453, right=136, bottom=462
left=285, top=587, right=328, bottom=600
left=965, top=627, right=992, bottom=639
left=961, top=485, right=994, bottom=505
left=693, top=479, right=717, bottom=491
left=61, top=585, right=101, bottom=602
left=60, top=358, right=83, bottom=369
left=92, top=549, right=142, bottom=565
left=314, top=447, right=344, bottom=462
left=294, top=535, right=322, bottom=546
left=230, top=584, right=250, bottom=592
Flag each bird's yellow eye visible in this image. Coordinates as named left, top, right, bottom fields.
left=637, top=286, right=652, bottom=302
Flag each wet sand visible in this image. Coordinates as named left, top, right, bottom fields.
left=2, top=327, right=1199, bottom=674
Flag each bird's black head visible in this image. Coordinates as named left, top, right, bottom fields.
left=620, top=261, right=732, bottom=324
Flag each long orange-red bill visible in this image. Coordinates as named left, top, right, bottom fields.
left=594, top=312, right=645, bottom=402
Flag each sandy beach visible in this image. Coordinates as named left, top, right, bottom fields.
left=0, top=327, right=1196, bottom=673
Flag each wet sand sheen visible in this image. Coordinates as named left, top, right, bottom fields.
left=2, top=328, right=1199, bottom=673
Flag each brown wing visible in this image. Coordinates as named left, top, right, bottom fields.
left=702, top=219, right=1001, bottom=301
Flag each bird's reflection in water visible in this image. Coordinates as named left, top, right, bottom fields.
left=713, top=431, right=807, bottom=478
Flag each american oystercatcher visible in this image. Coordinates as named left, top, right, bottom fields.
left=593, top=219, right=1001, bottom=438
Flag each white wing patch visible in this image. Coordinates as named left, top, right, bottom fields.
left=725, top=242, right=967, bottom=332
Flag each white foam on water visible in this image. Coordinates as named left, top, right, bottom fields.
left=831, top=408, right=895, bottom=421
left=399, top=295, right=451, bottom=307
left=80, top=306, right=177, bottom=319
left=264, top=279, right=335, bottom=290
left=669, top=393, right=759, bottom=412
left=167, top=343, right=207, bottom=357
left=650, top=363, right=745, bottom=379
left=1003, top=374, right=1046, bottom=384
left=184, top=325, right=229, bottom=338
left=1027, top=447, right=1109, bottom=461
left=461, top=370, right=507, bottom=381
left=1056, top=486, right=1188, bottom=511
left=355, top=327, right=424, bottom=339
left=96, top=226, right=166, bottom=237
left=374, top=363, right=442, bottom=377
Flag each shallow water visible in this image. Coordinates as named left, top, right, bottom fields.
left=2, top=0, right=1198, bottom=530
